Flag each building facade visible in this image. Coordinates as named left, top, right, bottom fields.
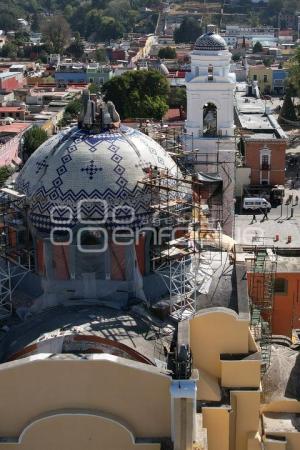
left=243, top=136, right=286, bottom=185
left=248, top=65, right=273, bottom=94
left=0, top=106, right=27, bottom=121
left=0, top=72, right=24, bottom=92
left=272, top=68, right=288, bottom=95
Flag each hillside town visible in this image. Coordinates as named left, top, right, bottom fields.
left=0, top=1, right=300, bottom=450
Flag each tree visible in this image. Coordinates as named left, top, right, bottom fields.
left=158, top=46, right=176, bottom=59
left=263, top=57, right=273, bottom=67
left=253, top=41, right=263, bottom=53
left=1, top=42, right=18, bottom=58
left=66, top=34, right=85, bottom=60
left=0, top=12, right=19, bottom=32
left=89, top=83, right=101, bottom=94
left=94, top=48, right=108, bottom=63
left=174, top=17, right=202, bottom=44
left=65, top=98, right=82, bottom=117
left=31, top=13, right=40, bottom=32
left=41, top=15, right=71, bottom=54
left=168, top=87, right=186, bottom=110
left=23, top=127, right=48, bottom=158
left=232, top=53, right=241, bottom=62
left=102, top=70, right=170, bottom=119
left=288, top=47, right=300, bottom=96
left=0, top=166, right=14, bottom=187
left=58, top=98, right=82, bottom=127
left=98, top=16, right=124, bottom=41
left=249, top=12, right=260, bottom=28
left=279, top=93, right=297, bottom=123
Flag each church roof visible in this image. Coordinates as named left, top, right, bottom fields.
left=194, top=32, right=227, bottom=51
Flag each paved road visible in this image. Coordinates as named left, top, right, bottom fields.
left=234, top=187, right=300, bottom=247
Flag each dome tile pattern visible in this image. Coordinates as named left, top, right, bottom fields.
left=194, top=32, right=227, bottom=51
left=16, top=126, right=180, bottom=233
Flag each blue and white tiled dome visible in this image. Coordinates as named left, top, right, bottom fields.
left=194, top=32, right=227, bottom=51
left=16, top=126, right=179, bottom=232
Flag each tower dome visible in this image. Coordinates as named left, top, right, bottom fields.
left=194, top=32, right=227, bottom=52
left=16, top=125, right=179, bottom=233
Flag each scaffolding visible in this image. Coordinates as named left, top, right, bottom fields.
left=139, top=123, right=236, bottom=233
left=247, top=246, right=277, bottom=374
left=138, top=161, right=224, bottom=320
left=0, top=188, right=34, bottom=320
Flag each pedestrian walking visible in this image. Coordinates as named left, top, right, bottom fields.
left=251, top=213, right=257, bottom=224
left=262, top=209, right=269, bottom=221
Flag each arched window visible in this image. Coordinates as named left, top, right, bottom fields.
left=208, top=64, right=214, bottom=81
left=203, top=103, right=217, bottom=137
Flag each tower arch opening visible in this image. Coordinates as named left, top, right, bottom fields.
left=203, top=103, right=217, bottom=137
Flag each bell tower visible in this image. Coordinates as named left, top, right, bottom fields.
left=183, top=31, right=236, bottom=237
left=186, top=31, right=236, bottom=138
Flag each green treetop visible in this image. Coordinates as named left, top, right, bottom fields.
left=102, top=70, right=170, bottom=120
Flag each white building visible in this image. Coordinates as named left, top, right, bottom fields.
left=183, top=31, right=237, bottom=236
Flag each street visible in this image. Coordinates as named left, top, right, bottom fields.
left=234, top=187, right=300, bottom=247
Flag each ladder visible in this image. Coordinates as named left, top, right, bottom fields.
left=249, top=248, right=277, bottom=374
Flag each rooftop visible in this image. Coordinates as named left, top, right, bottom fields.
left=263, top=412, right=300, bottom=433
left=263, top=345, right=300, bottom=403
left=276, top=255, right=300, bottom=273
left=0, top=71, right=21, bottom=79
left=0, top=304, right=176, bottom=366
left=244, top=133, right=279, bottom=140
left=0, top=122, right=31, bottom=134
left=235, top=83, right=287, bottom=139
left=0, top=107, right=26, bottom=112
left=238, top=114, right=274, bottom=131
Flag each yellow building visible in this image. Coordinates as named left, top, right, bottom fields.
left=248, top=65, right=273, bottom=94
left=0, top=245, right=298, bottom=450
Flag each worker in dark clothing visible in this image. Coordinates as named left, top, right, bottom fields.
left=262, top=209, right=269, bottom=221
left=251, top=213, right=257, bottom=224
left=152, top=166, right=159, bottom=178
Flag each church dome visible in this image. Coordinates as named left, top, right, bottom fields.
left=194, top=32, right=227, bottom=51
left=16, top=125, right=179, bottom=233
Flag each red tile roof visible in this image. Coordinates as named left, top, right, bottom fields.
left=0, top=107, right=25, bottom=112
left=0, top=122, right=31, bottom=133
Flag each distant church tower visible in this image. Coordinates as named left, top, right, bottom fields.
left=183, top=28, right=237, bottom=237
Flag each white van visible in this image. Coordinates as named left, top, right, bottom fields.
left=243, top=197, right=271, bottom=211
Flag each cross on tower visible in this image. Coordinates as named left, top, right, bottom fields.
left=81, top=160, right=103, bottom=180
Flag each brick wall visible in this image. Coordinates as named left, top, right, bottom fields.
left=244, top=139, right=286, bottom=185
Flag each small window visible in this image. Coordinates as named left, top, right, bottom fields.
left=253, top=75, right=257, bottom=81
left=274, top=278, right=288, bottom=294
left=255, top=201, right=260, bottom=205
left=208, top=64, right=213, bottom=81
left=264, top=75, right=268, bottom=82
